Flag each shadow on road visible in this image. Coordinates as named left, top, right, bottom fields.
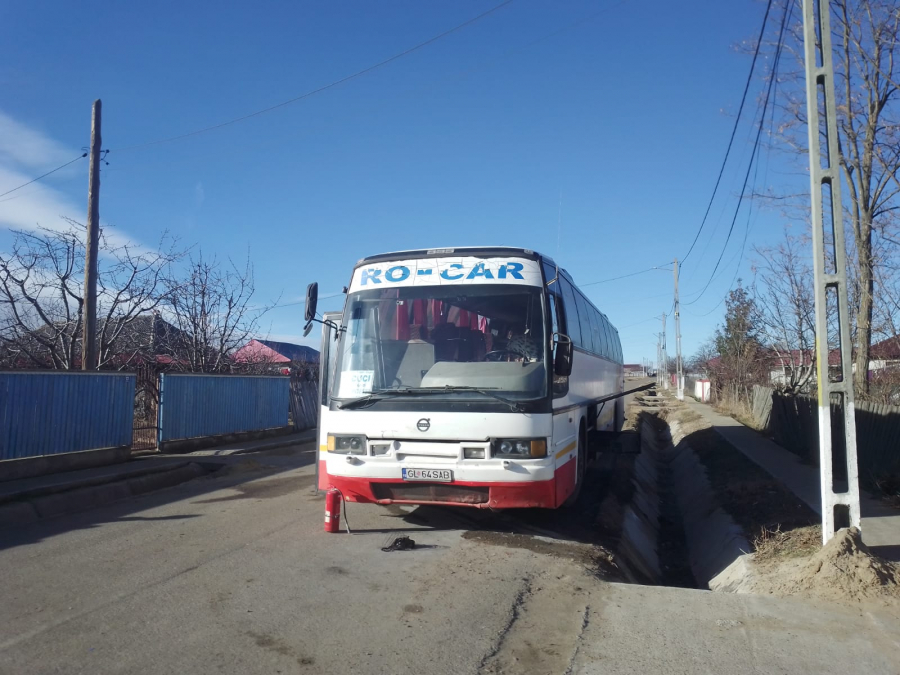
left=335, top=436, right=639, bottom=561
left=0, top=443, right=318, bottom=552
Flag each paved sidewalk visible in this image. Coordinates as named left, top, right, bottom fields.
left=169, top=428, right=317, bottom=458
left=683, top=397, right=900, bottom=561
left=0, top=430, right=317, bottom=530
left=0, top=457, right=190, bottom=505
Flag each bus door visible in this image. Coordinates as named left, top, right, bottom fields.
left=316, top=311, right=342, bottom=493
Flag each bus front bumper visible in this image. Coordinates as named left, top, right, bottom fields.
left=318, top=460, right=571, bottom=509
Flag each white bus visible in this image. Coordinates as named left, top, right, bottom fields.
left=307, top=247, right=624, bottom=509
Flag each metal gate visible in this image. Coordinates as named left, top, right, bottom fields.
left=289, top=373, right=319, bottom=431
left=132, top=364, right=159, bottom=452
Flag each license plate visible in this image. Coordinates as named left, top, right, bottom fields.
left=402, top=468, right=453, bottom=482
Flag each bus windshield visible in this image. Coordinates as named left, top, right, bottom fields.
left=333, top=285, right=547, bottom=402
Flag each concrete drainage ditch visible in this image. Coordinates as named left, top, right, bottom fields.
left=614, top=397, right=749, bottom=590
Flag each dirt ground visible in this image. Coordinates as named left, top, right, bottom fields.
left=662, top=399, right=819, bottom=538
left=743, top=527, right=900, bottom=604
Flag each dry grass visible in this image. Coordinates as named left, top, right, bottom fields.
left=752, top=525, right=822, bottom=562
left=713, top=399, right=761, bottom=431
left=677, top=409, right=702, bottom=425
left=874, top=476, right=900, bottom=510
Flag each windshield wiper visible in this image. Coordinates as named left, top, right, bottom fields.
left=337, top=388, right=420, bottom=410
left=418, top=386, right=526, bottom=412
left=338, top=386, right=524, bottom=412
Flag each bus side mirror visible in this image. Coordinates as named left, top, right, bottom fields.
left=554, top=334, right=573, bottom=377
left=305, top=282, right=319, bottom=322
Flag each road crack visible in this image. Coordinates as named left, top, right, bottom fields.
left=564, top=605, right=590, bottom=675
left=477, top=575, right=533, bottom=673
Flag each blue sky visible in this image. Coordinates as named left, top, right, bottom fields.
left=0, top=0, right=808, bottom=363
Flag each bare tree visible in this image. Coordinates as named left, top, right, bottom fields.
left=0, top=220, right=180, bottom=369
left=751, top=231, right=817, bottom=393
left=833, top=1, right=900, bottom=392
left=688, top=338, right=719, bottom=375
left=760, top=0, right=900, bottom=394
left=161, top=252, right=273, bottom=373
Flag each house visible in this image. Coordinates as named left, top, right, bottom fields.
left=1, top=312, right=188, bottom=371
left=869, top=336, right=900, bottom=373
left=233, top=339, right=319, bottom=375
left=623, top=363, right=645, bottom=377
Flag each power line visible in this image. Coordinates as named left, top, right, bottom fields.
left=616, top=315, right=661, bottom=330
left=681, top=45, right=780, bottom=305
left=580, top=264, right=672, bottom=288
left=685, top=82, right=776, bottom=319
left=112, top=1, right=516, bottom=152
left=683, top=0, right=790, bottom=307
left=0, top=171, right=83, bottom=204
left=0, top=154, right=87, bottom=199
left=269, top=291, right=344, bottom=310
left=680, top=0, right=774, bottom=266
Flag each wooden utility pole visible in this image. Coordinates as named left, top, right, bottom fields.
left=674, top=258, right=684, bottom=400
left=82, top=99, right=102, bottom=371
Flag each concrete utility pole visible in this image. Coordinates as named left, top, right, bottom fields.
left=653, top=337, right=659, bottom=386
left=82, top=99, right=102, bottom=371
left=660, top=314, right=669, bottom=389
left=801, top=0, right=860, bottom=542
left=674, top=258, right=684, bottom=401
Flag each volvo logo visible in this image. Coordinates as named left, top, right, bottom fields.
left=416, top=418, right=431, bottom=432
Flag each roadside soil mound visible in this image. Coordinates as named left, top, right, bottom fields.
left=750, top=527, right=900, bottom=604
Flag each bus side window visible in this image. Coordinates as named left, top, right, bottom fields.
left=559, top=278, right=582, bottom=347
left=575, top=292, right=594, bottom=353
left=542, top=261, right=559, bottom=288
left=547, top=293, right=560, bottom=336
left=603, top=319, right=617, bottom=362
left=589, top=306, right=605, bottom=358
left=547, top=294, right=568, bottom=397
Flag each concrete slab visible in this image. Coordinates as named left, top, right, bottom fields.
left=618, top=424, right=662, bottom=582
left=572, top=581, right=900, bottom=674
left=666, top=421, right=751, bottom=586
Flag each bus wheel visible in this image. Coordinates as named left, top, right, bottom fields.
left=563, top=424, right=587, bottom=507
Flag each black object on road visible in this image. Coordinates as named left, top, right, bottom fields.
left=381, top=536, right=416, bottom=552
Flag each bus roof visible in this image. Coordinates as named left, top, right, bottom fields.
left=357, top=246, right=556, bottom=267
left=350, top=246, right=618, bottom=335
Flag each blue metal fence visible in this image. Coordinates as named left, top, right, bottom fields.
left=0, top=372, right=136, bottom=460
left=158, top=374, right=289, bottom=443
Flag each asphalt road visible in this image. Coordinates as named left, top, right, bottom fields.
left=1, top=431, right=899, bottom=674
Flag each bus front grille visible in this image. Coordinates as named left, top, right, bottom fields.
left=372, top=483, right=490, bottom=504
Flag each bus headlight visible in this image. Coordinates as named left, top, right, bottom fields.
left=492, top=439, right=547, bottom=459
left=463, top=447, right=485, bottom=459
left=327, top=434, right=367, bottom=455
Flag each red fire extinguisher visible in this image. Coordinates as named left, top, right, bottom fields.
left=324, top=488, right=341, bottom=533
